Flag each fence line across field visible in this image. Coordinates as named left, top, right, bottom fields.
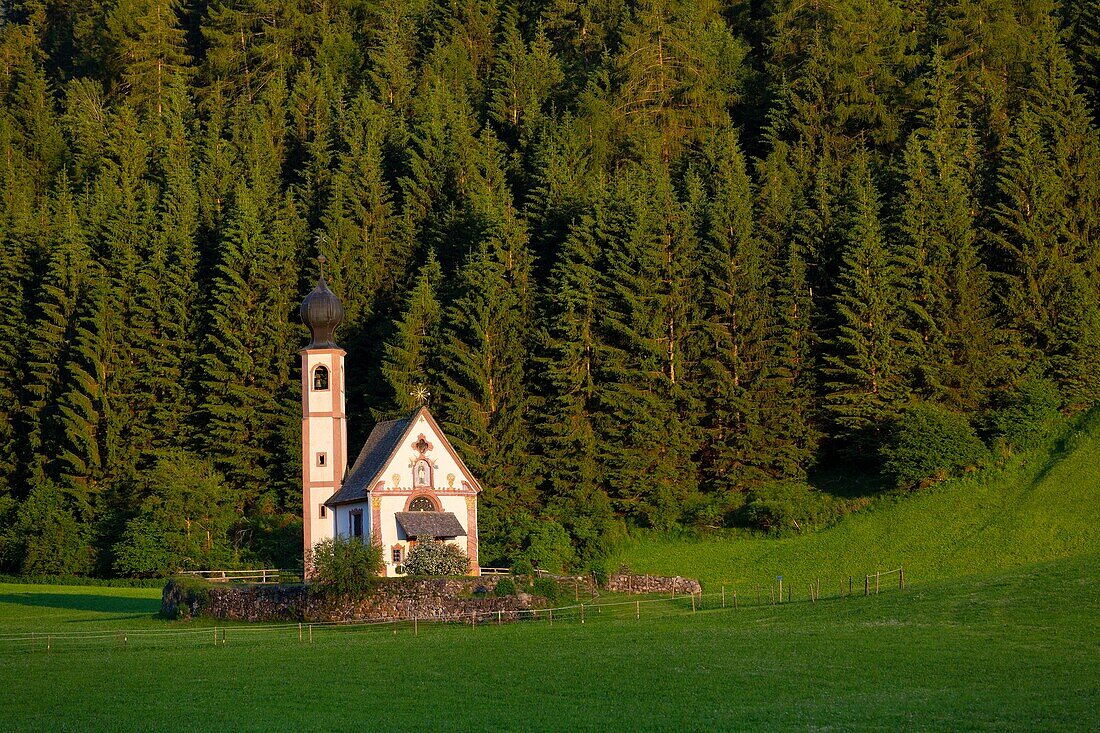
left=0, top=566, right=906, bottom=653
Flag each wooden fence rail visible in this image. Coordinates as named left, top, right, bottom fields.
left=177, top=569, right=292, bottom=584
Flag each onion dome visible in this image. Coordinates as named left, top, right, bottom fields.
left=300, top=258, right=344, bottom=349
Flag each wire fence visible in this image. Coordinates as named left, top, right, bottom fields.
left=0, top=567, right=905, bottom=655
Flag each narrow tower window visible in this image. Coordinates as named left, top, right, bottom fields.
left=313, top=365, right=329, bottom=391
left=317, top=452, right=327, bottom=467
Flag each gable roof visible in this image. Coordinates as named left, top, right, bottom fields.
left=326, top=416, right=412, bottom=506
left=326, top=407, right=481, bottom=507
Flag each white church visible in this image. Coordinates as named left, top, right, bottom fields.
left=298, top=268, right=480, bottom=577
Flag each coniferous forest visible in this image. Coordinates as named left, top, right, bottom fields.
left=0, top=0, right=1097, bottom=577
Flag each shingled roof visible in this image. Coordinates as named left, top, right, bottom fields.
left=326, top=416, right=412, bottom=506
left=395, top=511, right=467, bottom=538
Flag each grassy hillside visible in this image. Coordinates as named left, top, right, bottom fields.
left=0, top=556, right=1097, bottom=731
left=617, top=409, right=1100, bottom=590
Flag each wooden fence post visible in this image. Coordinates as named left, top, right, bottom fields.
left=581, top=604, right=585, bottom=624
left=733, top=589, right=738, bottom=609
left=865, top=576, right=869, bottom=596
left=497, top=610, right=502, bottom=626
left=691, top=593, right=696, bottom=614
left=414, top=617, right=418, bottom=636
left=900, top=566, right=905, bottom=589
left=213, top=627, right=217, bottom=646
left=636, top=601, right=640, bottom=620
left=722, top=585, right=726, bottom=608
left=875, top=572, right=880, bottom=595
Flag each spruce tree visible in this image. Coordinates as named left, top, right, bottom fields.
left=591, top=161, right=700, bottom=529
left=822, top=152, right=907, bottom=447
left=897, top=55, right=1000, bottom=410
left=382, top=251, right=444, bottom=414
left=691, top=128, right=773, bottom=495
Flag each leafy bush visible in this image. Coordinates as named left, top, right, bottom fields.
left=162, top=575, right=214, bottom=620
left=308, top=536, right=383, bottom=599
left=531, top=577, right=559, bottom=604
left=882, top=403, right=987, bottom=489
left=113, top=451, right=238, bottom=577
left=493, top=576, right=517, bottom=597
left=744, top=482, right=840, bottom=534
left=510, top=558, right=534, bottom=576
left=987, top=379, right=1063, bottom=452
left=519, top=519, right=574, bottom=573
left=404, top=539, right=470, bottom=576
left=15, top=481, right=94, bottom=576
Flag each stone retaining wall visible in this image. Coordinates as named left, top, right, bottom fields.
left=162, top=576, right=538, bottom=623
left=605, top=572, right=701, bottom=595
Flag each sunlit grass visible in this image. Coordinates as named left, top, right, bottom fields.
left=617, top=410, right=1100, bottom=590
left=0, top=556, right=1097, bottom=732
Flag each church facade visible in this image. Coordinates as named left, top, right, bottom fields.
left=299, top=270, right=480, bottom=577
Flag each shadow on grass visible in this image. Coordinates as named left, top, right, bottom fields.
left=0, top=592, right=160, bottom=615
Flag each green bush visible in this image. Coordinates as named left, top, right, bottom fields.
left=531, top=577, right=559, bottom=604
left=882, top=402, right=987, bottom=489
left=404, top=539, right=470, bottom=576
left=493, top=576, right=517, bottom=597
left=163, top=575, right=215, bottom=620
left=307, top=536, right=383, bottom=599
left=744, top=481, right=840, bottom=534
left=987, top=379, right=1063, bottom=452
left=520, top=519, right=574, bottom=573
left=510, top=558, right=534, bottom=576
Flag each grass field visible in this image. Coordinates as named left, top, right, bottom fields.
left=617, top=409, right=1100, bottom=590
left=3, top=412, right=1096, bottom=731
left=1, top=554, right=1098, bottom=732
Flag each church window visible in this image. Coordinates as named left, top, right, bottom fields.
left=350, top=510, right=364, bottom=538
left=408, top=496, right=435, bottom=512
left=392, top=547, right=403, bottom=564
left=319, top=505, right=327, bottom=519
left=317, top=452, right=327, bottom=467
left=313, top=365, right=329, bottom=391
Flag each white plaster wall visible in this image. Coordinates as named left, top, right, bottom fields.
left=306, top=417, right=335, bottom=483
left=306, top=486, right=336, bottom=551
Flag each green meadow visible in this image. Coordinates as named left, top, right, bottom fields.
left=617, top=410, right=1100, bottom=591
left=1, top=555, right=1097, bottom=732
left=2, top=413, right=1098, bottom=731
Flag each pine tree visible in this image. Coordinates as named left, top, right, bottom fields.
left=199, top=181, right=297, bottom=509
left=691, top=128, right=774, bottom=495
left=109, top=0, right=192, bottom=118
left=754, top=129, right=819, bottom=479
left=382, top=251, right=444, bottom=414
left=591, top=161, right=700, bottom=529
left=534, top=185, right=613, bottom=565
left=487, top=8, right=563, bottom=149
left=822, top=152, right=907, bottom=447
left=613, top=0, right=748, bottom=161
left=897, top=55, right=1000, bottom=410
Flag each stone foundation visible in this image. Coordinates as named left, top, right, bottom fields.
left=605, top=572, right=701, bottom=595
left=162, top=576, right=537, bottom=623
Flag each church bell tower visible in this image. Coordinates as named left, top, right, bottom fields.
left=299, top=258, right=346, bottom=571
